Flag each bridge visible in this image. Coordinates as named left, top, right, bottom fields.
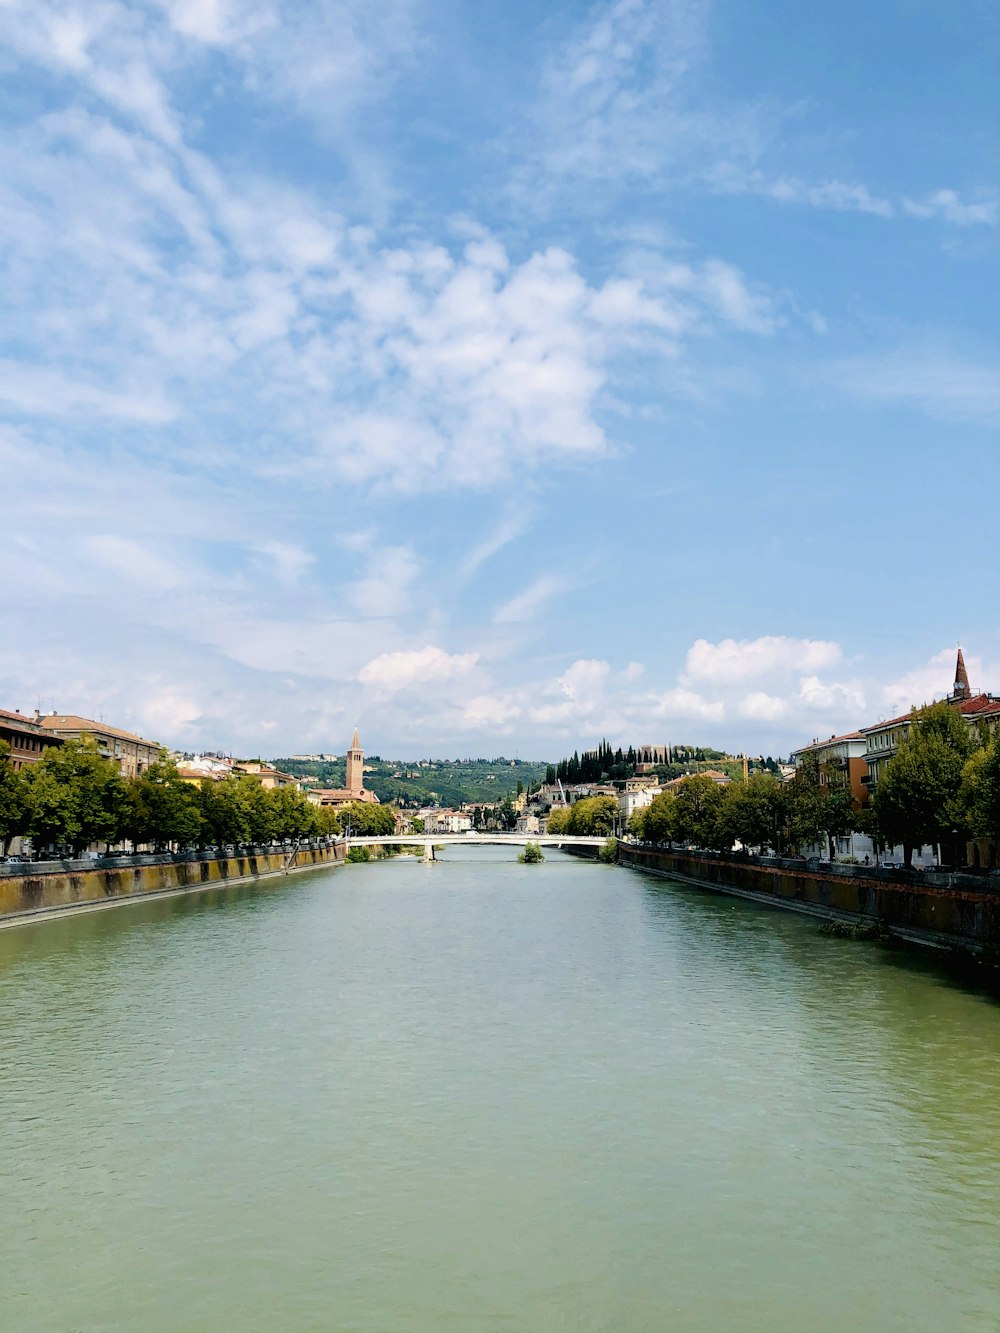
left=340, top=833, right=608, bottom=863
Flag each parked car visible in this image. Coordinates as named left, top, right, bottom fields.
left=4, top=854, right=28, bottom=865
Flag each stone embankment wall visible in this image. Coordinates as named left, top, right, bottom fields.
left=0, top=844, right=344, bottom=923
left=585, top=844, right=1000, bottom=952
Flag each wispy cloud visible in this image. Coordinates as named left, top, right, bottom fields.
left=493, top=575, right=566, bottom=624
left=834, top=350, right=1000, bottom=424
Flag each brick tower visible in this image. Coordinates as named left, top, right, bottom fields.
left=953, top=647, right=972, bottom=701
left=345, top=728, right=364, bottom=795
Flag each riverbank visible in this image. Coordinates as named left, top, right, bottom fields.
left=574, top=843, right=1000, bottom=953
left=0, top=844, right=344, bottom=927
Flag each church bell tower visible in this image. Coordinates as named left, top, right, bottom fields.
left=346, top=728, right=364, bottom=795
left=953, top=647, right=972, bottom=701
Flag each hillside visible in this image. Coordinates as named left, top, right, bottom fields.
left=274, top=756, right=550, bottom=809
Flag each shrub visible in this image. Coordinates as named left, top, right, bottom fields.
left=518, top=842, right=544, bottom=864
left=598, top=837, right=618, bottom=864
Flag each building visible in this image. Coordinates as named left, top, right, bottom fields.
left=789, top=732, right=868, bottom=807
left=618, top=779, right=662, bottom=826
left=306, top=729, right=380, bottom=812
left=861, top=648, right=1000, bottom=792
left=421, top=809, right=472, bottom=834
left=788, top=648, right=1000, bottom=866
left=36, top=713, right=161, bottom=778
left=231, top=761, right=299, bottom=789
left=661, top=769, right=732, bottom=794
left=0, top=708, right=64, bottom=771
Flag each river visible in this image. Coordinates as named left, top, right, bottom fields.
left=2, top=847, right=999, bottom=1331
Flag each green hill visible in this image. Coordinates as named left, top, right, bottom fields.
left=274, top=756, right=550, bottom=809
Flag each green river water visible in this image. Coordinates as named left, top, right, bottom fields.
left=2, top=847, right=999, bottom=1331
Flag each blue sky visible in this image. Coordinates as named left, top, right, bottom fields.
left=1, top=0, right=997, bottom=759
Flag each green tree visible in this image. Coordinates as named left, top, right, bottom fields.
left=671, top=775, right=725, bottom=848
left=873, top=701, right=975, bottom=865
left=546, top=806, right=571, bottom=834
left=197, top=778, right=249, bottom=846
left=0, top=741, right=29, bottom=854
left=639, top=792, right=676, bottom=844
left=566, top=795, right=618, bottom=836
left=269, top=784, right=324, bottom=840
left=722, top=773, right=785, bottom=854
left=342, top=801, right=397, bottom=836
left=127, top=760, right=202, bottom=850
left=23, top=738, right=129, bottom=854
left=958, top=731, right=1000, bottom=844
left=496, top=796, right=517, bottom=831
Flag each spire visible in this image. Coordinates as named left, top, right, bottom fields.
left=953, top=647, right=971, bottom=700
left=350, top=727, right=360, bottom=750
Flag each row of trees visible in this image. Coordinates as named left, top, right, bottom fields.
left=628, top=771, right=851, bottom=856
left=547, top=743, right=782, bottom=791
left=626, top=703, right=1000, bottom=866
left=869, top=702, right=1000, bottom=864
left=0, top=740, right=345, bottom=856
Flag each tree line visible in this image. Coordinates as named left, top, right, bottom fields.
left=627, top=702, right=1000, bottom=866
left=546, top=742, right=781, bottom=789
left=0, top=739, right=353, bottom=856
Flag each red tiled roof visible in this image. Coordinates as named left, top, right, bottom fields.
left=861, top=693, right=1000, bottom=733
left=792, top=731, right=864, bottom=753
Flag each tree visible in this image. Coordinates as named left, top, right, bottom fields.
left=518, top=842, right=544, bottom=863
left=496, top=796, right=517, bottom=831
left=127, top=760, right=201, bottom=850
left=563, top=795, right=618, bottom=836
left=546, top=806, right=571, bottom=834
left=197, top=778, right=249, bottom=846
left=0, top=741, right=29, bottom=854
left=410, top=816, right=425, bottom=833
left=23, top=738, right=129, bottom=854
left=671, top=775, right=725, bottom=848
left=722, top=774, right=785, bottom=854
left=958, top=731, right=1000, bottom=845
left=638, top=792, right=676, bottom=845
left=341, top=801, right=397, bottom=836
left=873, top=701, right=975, bottom=864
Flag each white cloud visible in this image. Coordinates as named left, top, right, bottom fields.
left=462, top=693, right=522, bottom=729
left=494, top=575, right=566, bottom=624
left=356, top=645, right=480, bottom=700
left=797, top=675, right=865, bottom=714
left=649, top=687, right=725, bottom=722
left=252, top=540, right=315, bottom=587
left=902, top=190, right=997, bottom=227
left=879, top=647, right=986, bottom=718
left=738, top=691, right=787, bottom=721
left=684, top=636, right=842, bottom=685
left=346, top=546, right=420, bottom=618
left=86, top=535, right=183, bottom=591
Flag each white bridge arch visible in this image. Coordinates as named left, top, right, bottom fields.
left=340, top=833, right=608, bottom=863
